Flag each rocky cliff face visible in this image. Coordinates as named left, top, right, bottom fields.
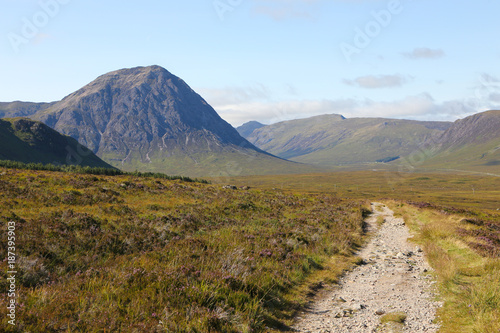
left=35, top=66, right=255, bottom=157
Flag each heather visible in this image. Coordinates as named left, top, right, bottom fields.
left=0, top=168, right=365, bottom=332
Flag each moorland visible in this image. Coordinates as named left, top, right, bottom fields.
left=0, top=164, right=499, bottom=332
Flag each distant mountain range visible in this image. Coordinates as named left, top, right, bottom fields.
left=238, top=111, right=500, bottom=173
left=1, top=65, right=498, bottom=176
left=1, top=66, right=313, bottom=177
left=0, top=101, right=55, bottom=118
left=0, top=118, right=113, bottom=168
left=238, top=114, right=451, bottom=165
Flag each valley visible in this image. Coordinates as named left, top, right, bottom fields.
left=0, top=66, right=499, bottom=332
left=3, top=0, right=500, bottom=331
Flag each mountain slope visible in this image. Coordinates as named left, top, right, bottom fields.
left=236, top=121, right=266, bottom=138
left=243, top=114, right=451, bottom=166
left=421, top=110, right=500, bottom=172
left=32, top=66, right=311, bottom=177
left=0, top=118, right=114, bottom=168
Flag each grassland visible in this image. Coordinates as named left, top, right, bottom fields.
left=223, top=170, right=500, bottom=213
left=0, top=168, right=367, bottom=332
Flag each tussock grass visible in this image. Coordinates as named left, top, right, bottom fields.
left=0, top=167, right=366, bottom=332
left=376, top=215, right=385, bottom=226
left=380, top=311, right=407, bottom=324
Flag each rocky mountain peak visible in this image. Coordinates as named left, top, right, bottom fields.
left=30, top=65, right=280, bottom=175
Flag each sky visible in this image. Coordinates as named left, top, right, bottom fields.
left=1, top=0, right=500, bottom=127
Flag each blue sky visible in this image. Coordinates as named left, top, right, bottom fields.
left=1, top=0, right=500, bottom=126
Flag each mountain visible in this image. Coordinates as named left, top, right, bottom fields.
left=0, top=101, right=55, bottom=118
left=30, top=66, right=312, bottom=177
left=421, top=110, right=500, bottom=172
left=236, top=121, right=266, bottom=138
left=242, top=114, right=452, bottom=166
left=0, top=118, right=114, bottom=168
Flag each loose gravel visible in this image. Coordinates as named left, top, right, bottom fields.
left=292, top=202, right=442, bottom=333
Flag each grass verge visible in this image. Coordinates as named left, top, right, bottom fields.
left=390, top=202, right=500, bottom=333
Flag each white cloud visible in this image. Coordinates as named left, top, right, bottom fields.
left=214, top=94, right=481, bottom=127
left=402, top=48, right=445, bottom=59
left=343, top=74, right=410, bottom=89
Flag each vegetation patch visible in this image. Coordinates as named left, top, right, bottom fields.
left=380, top=311, right=407, bottom=324
left=0, top=167, right=366, bottom=332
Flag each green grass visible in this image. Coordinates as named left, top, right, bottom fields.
left=0, top=167, right=367, bottom=332
left=101, top=146, right=321, bottom=178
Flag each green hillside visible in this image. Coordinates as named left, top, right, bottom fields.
left=0, top=118, right=115, bottom=169
left=419, top=110, right=500, bottom=174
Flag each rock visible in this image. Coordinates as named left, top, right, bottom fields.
left=375, top=309, right=386, bottom=315
left=352, top=303, right=366, bottom=311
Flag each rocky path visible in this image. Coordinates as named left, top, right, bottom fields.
left=292, top=203, right=442, bottom=332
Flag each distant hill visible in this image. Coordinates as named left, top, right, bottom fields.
left=29, top=66, right=312, bottom=177
left=236, top=121, right=266, bottom=138
left=0, top=101, right=55, bottom=118
left=242, top=114, right=451, bottom=166
left=421, top=110, right=500, bottom=173
left=0, top=118, right=114, bottom=168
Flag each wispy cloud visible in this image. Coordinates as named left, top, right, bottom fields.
left=252, top=0, right=322, bottom=20
left=343, top=75, right=410, bottom=89
left=468, top=73, right=500, bottom=107
left=197, top=84, right=271, bottom=106
left=402, top=48, right=445, bottom=59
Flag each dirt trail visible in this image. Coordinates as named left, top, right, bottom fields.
left=292, top=203, right=442, bottom=332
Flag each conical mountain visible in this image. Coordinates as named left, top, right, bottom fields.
left=33, top=66, right=310, bottom=176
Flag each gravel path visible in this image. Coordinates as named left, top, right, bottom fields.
left=292, top=202, right=442, bottom=333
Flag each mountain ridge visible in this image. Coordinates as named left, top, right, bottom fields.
left=242, top=113, right=452, bottom=165
left=420, top=110, right=500, bottom=171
